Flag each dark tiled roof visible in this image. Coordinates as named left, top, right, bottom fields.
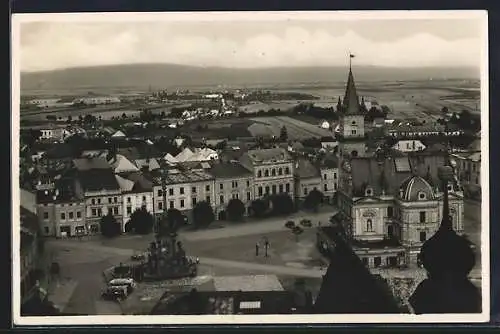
left=294, top=159, right=320, bottom=179
left=77, top=169, right=120, bottom=192
left=73, top=157, right=111, bottom=171
left=349, top=153, right=446, bottom=197
left=208, top=161, right=253, bottom=179
left=119, top=172, right=154, bottom=192
left=246, top=148, right=292, bottom=164
left=320, top=155, right=339, bottom=169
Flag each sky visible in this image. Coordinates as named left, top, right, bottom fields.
left=17, top=14, right=484, bottom=72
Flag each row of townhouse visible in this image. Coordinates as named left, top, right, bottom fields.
left=34, top=149, right=340, bottom=238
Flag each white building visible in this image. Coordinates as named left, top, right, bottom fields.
left=392, top=139, right=426, bottom=152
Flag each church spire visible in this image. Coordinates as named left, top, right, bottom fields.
left=343, top=54, right=361, bottom=115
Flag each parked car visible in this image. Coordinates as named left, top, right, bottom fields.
left=108, top=278, right=137, bottom=293
left=101, top=285, right=128, bottom=301
left=300, top=219, right=312, bottom=227
left=285, top=221, right=295, bottom=229
left=131, top=251, right=147, bottom=261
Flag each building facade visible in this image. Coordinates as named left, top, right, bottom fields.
left=392, top=139, right=426, bottom=152
left=116, top=173, right=154, bottom=231
left=319, top=156, right=339, bottom=204
left=208, top=161, right=254, bottom=220
left=239, top=148, right=295, bottom=199
left=294, top=159, right=322, bottom=204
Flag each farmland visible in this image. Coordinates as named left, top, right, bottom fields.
left=250, top=116, right=334, bottom=140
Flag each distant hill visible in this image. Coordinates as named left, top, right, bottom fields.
left=20, top=63, right=480, bottom=93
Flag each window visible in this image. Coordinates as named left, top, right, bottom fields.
left=114, top=197, right=118, bottom=203
left=278, top=168, right=283, bottom=175
left=77, top=211, right=81, bottom=219
left=258, top=170, right=262, bottom=177
left=92, top=208, right=97, bottom=216
left=192, top=197, right=197, bottom=206
left=366, top=219, right=374, bottom=232
left=180, top=199, right=185, bottom=208
left=272, top=185, right=277, bottom=194
left=247, top=192, right=251, bottom=201
left=97, top=198, right=101, bottom=204
left=97, top=208, right=102, bottom=217
left=324, top=184, right=328, bottom=191
left=258, top=186, right=263, bottom=196
left=351, top=120, right=357, bottom=125
left=60, top=213, right=66, bottom=220
left=192, top=187, right=197, bottom=193
left=334, top=183, right=338, bottom=190
left=374, top=257, right=382, bottom=267
left=334, top=173, right=337, bottom=179
left=365, top=188, right=372, bottom=196
left=169, top=189, right=174, bottom=196
left=142, top=196, right=146, bottom=202
left=180, top=187, right=185, bottom=195
left=158, top=189, right=163, bottom=197
left=233, top=181, right=238, bottom=188
left=271, top=169, right=276, bottom=176
left=169, top=201, right=174, bottom=209
left=108, top=197, right=112, bottom=204
left=279, top=184, right=284, bottom=193
left=420, top=231, right=427, bottom=242
left=323, top=174, right=327, bottom=180
left=206, top=185, right=210, bottom=191
left=127, top=197, right=131, bottom=203
left=387, top=206, right=393, bottom=217
left=285, top=183, right=290, bottom=192
left=265, top=186, right=270, bottom=194
left=418, top=192, right=426, bottom=200
left=419, top=211, right=426, bottom=223
left=285, top=167, right=290, bottom=174
left=351, top=130, right=357, bottom=135
left=43, top=212, right=49, bottom=219
left=69, top=212, right=74, bottom=220
left=232, top=193, right=238, bottom=200
left=220, top=183, right=224, bottom=190
left=220, top=195, right=224, bottom=204
left=108, top=208, right=113, bottom=215
left=44, top=226, right=49, bottom=234
left=206, top=196, right=211, bottom=204
left=304, top=188, right=308, bottom=196
left=246, top=180, right=250, bottom=187
left=91, top=199, right=96, bottom=205
left=127, top=206, right=132, bottom=214
left=113, top=207, right=119, bottom=215
left=158, top=202, right=163, bottom=210
left=265, top=170, right=269, bottom=177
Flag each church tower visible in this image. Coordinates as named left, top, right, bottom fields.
left=337, top=56, right=366, bottom=159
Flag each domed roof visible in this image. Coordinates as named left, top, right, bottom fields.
left=399, top=176, right=434, bottom=201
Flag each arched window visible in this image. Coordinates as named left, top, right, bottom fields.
left=365, top=187, right=373, bottom=196
left=285, top=167, right=290, bottom=174
left=278, top=168, right=283, bottom=175
left=258, top=170, right=262, bottom=178
left=418, top=192, right=426, bottom=200
left=352, top=120, right=356, bottom=125
left=271, top=169, right=276, bottom=176
left=264, top=170, right=269, bottom=177
left=366, top=219, right=373, bottom=232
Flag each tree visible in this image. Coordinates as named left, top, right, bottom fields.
left=193, top=201, right=215, bottom=228
left=122, top=113, right=127, bottom=119
left=250, top=199, right=269, bottom=218
left=271, top=194, right=295, bottom=215
left=127, top=207, right=154, bottom=235
left=303, top=189, right=324, bottom=212
left=158, top=208, right=185, bottom=237
left=100, top=213, right=121, bottom=238
left=280, top=126, right=288, bottom=141
left=226, top=198, right=246, bottom=221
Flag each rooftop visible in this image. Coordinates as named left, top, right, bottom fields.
left=151, top=169, right=214, bottom=186
left=77, top=169, right=120, bottom=192
left=246, top=148, right=292, bottom=164
left=294, top=158, right=321, bottom=179
left=73, top=157, right=111, bottom=171
left=208, top=161, right=253, bottom=179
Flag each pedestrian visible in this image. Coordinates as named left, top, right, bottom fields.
left=264, top=238, right=270, bottom=258
left=255, top=242, right=260, bottom=256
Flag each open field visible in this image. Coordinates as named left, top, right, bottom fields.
left=250, top=116, right=334, bottom=140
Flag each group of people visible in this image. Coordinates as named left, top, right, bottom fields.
left=255, top=236, right=271, bottom=257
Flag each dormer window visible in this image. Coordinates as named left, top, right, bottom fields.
left=418, top=192, right=427, bottom=200
left=365, top=187, right=373, bottom=196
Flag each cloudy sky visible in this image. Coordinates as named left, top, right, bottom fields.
left=17, top=13, right=484, bottom=72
